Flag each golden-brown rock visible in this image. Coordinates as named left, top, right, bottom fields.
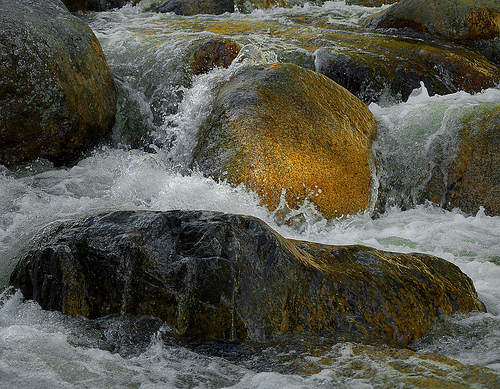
left=191, top=38, right=241, bottom=75
left=192, top=63, right=378, bottom=219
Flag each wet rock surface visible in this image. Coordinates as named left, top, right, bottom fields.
left=10, top=210, right=485, bottom=347
left=314, top=38, right=500, bottom=105
left=150, top=0, right=288, bottom=14
left=190, top=38, right=241, bottom=75
left=0, top=0, right=117, bottom=166
left=151, top=0, right=235, bottom=15
left=364, top=0, right=500, bottom=40
left=425, top=103, right=500, bottom=216
left=346, top=0, right=399, bottom=6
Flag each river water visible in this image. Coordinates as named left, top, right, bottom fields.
left=1, top=1, right=499, bottom=387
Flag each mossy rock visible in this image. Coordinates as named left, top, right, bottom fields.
left=192, top=63, right=378, bottom=219
left=314, top=37, right=500, bottom=104
left=0, top=0, right=117, bottom=166
left=364, top=0, right=500, bottom=40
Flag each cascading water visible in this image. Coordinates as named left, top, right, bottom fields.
left=1, top=1, right=499, bottom=387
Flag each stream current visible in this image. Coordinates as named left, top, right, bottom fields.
left=0, top=1, right=499, bottom=387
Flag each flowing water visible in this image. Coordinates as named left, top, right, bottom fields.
left=1, top=1, right=500, bottom=387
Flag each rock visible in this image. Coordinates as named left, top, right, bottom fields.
left=190, top=38, right=241, bottom=75
left=364, top=0, right=500, bottom=40
left=150, top=0, right=288, bottom=14
left=9, top=210, right=484, bottom=346
left=346, top=0, right=399, bottom=6
left=425, top=103, right=500, bottom=216
left=0, top=0, right=117, bottom=167
left=192, top=63, right=377, bottom=219
left=307, top=342, right=500, bottom=387
left=471, top=38, right=500, bottom=67
left=62, top=0, right=132, bottom=11
left=152, top=0, right=234, bottom=15
left=314, top=40, right=500, bottom=105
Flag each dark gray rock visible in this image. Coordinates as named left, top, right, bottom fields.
left=10, top=210, right=485, bottom=346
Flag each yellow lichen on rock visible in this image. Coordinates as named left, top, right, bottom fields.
left=193, top=63, right=377, bottom=219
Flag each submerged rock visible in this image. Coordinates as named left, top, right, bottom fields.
left=0, top=0, right=117, bottom=166
left=364, top=0, right=500, bottom=40
left=10, top=210, right=485, bottom=346
left=192, top=63, right=377, bottom=219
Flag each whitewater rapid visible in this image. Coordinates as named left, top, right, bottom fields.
left=1, top=1, right=499, bottom=387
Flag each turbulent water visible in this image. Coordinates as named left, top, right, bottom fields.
left=1, top=1, right=500, bottom=387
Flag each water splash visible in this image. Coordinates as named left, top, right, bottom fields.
left=370, top=83, right=500, bottom=209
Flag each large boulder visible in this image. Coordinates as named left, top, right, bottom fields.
left=364, top=0, right=500, bottom=40
left=425, top=103, right=500, bottom=216
left=0, top=0, right=117, bottom=166
left=192, top=63, right=378, bottom=219
left=10, top=210, right=485, bottom=346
